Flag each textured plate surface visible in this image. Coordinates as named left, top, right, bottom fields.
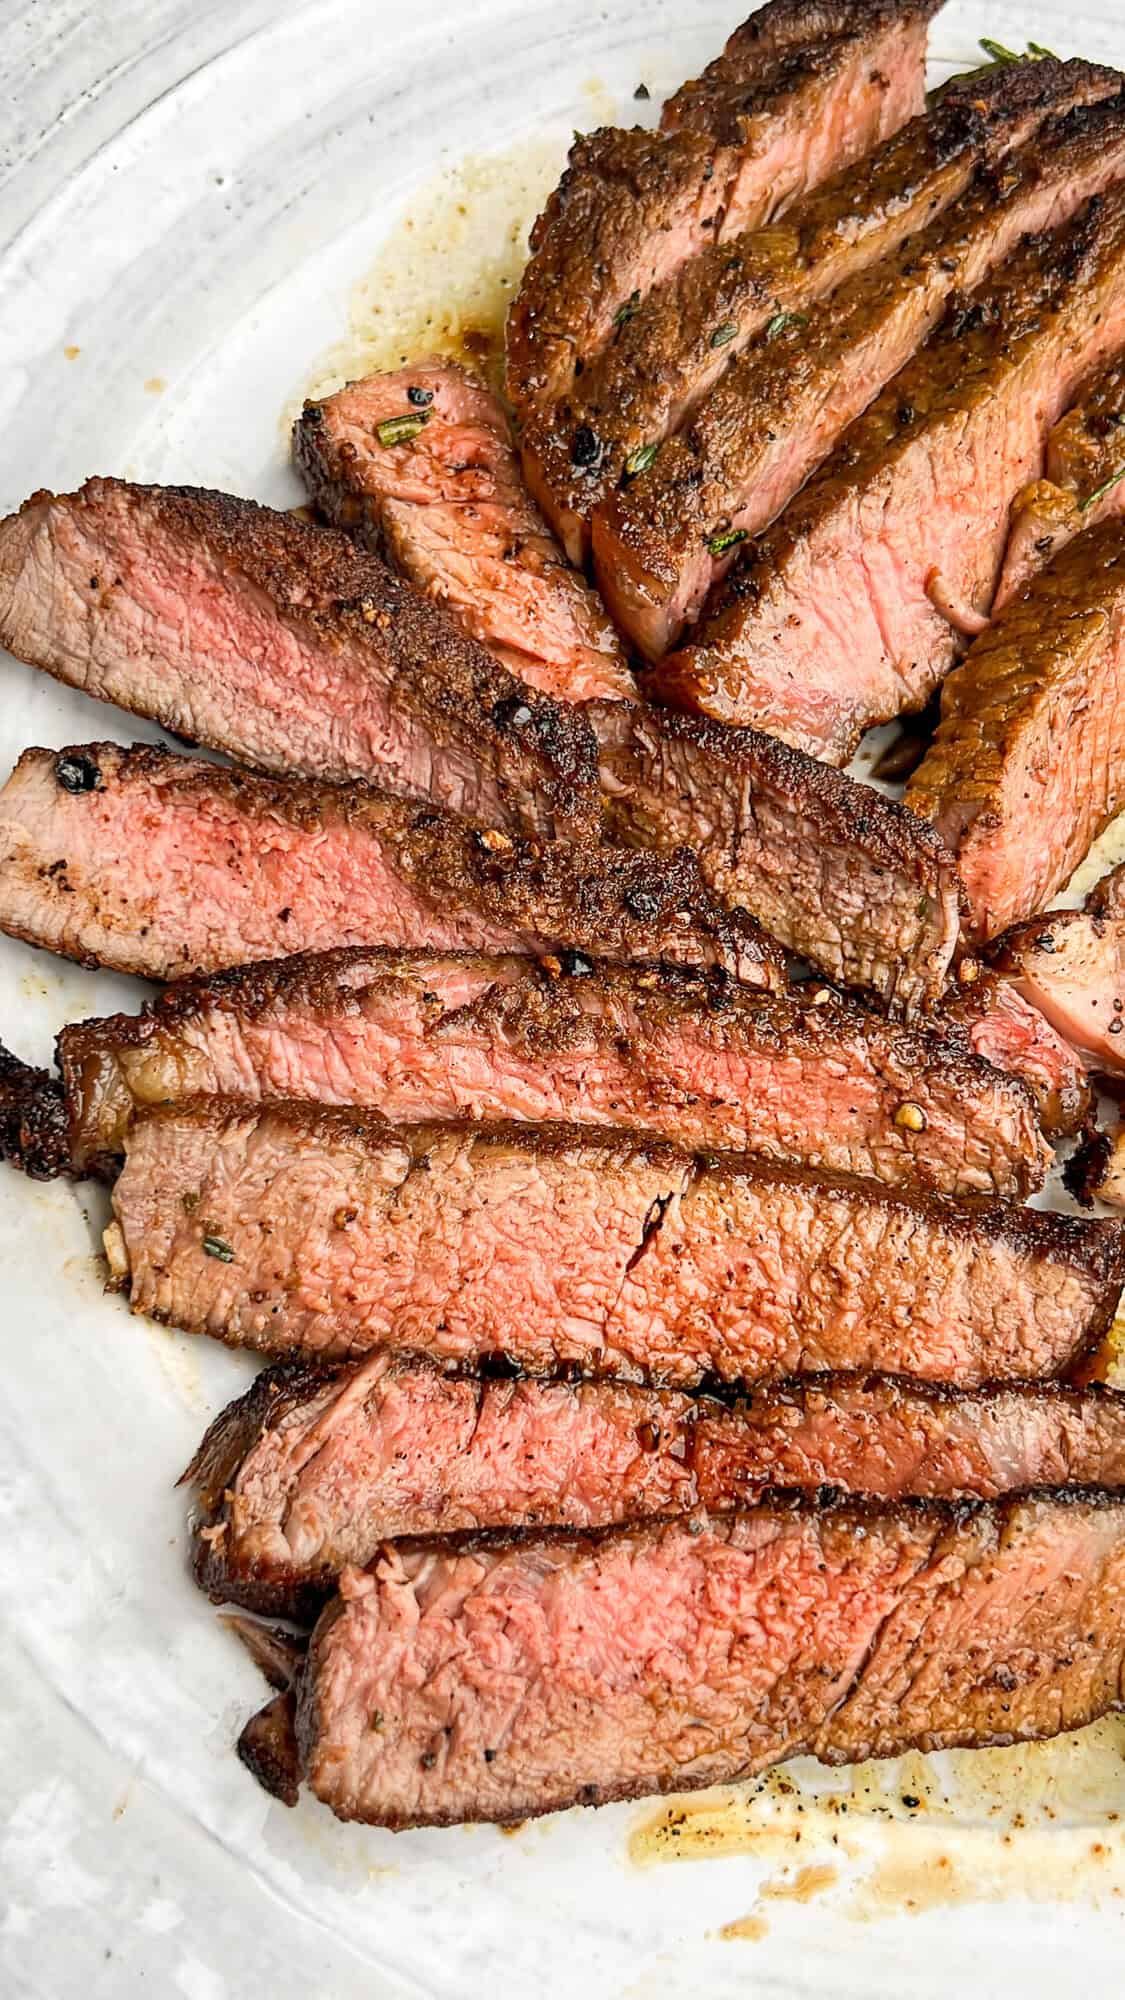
left=2, top=4, right=1125, bottom=1994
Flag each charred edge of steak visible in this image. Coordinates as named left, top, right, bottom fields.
left=0, top=1041, right=74, bottom=1181
left=222, top=1613, right=308, bottom=1691
left=179, top=1356, right=345, bottom=1507
left=237, top=1691, right=301, bottom=1808
left=1065, top=1129, right=1116, bottom=1211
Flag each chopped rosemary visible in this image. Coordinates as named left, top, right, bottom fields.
left=1080, top=464, right=1125, bottom=513
left=707, top=526, right=747, bottom=557
left=623, top=441, right=659, bottom=477
left=615, top=290, right=641, bottom=325
left=979, top=36, right=1056, bottom=65
left=375, top=410, right=432, bottom=448
left=978, top=36, right=1019, bottom=63
left=202, top=1234, right=235, bottom=1263
left=710, top=320, right=738, bottom=348
left=764, top=310, right=808, bottom=341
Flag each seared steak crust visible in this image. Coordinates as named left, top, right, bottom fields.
left=610, top=93, right=1125, bottom=666
left=907, top=519, right=1125, bottom=938
left=0, top=479, right=600, bottom=840
left=506, top=0, right=935, bottom=421
left=192, top=1357, right=1125, bottom=1620
left=593, top=702, right=963, bottom=1011
left=109, top=1101, right=1114, bottom=1380
left=0, top=742, right=776, bottom=984
left=0, top=1041, right=72, bottom=1181
left=524, top=58, right=1116, bottom=562
left=292, top=1491, right=1125, bottom=1826
left=60, top=947, right=1052, bottom=1193
left=654, top=180, right=1125, bottom=756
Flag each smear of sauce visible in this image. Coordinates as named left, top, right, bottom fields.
left=295, top=136, right=568, bottom=422
left=718, top=1914, right=769, bottom=1942
left=632, top=1722, right=1125, bottom=1921
left=760, top=1862, right=839, bottom=1903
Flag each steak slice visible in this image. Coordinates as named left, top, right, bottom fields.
left=60, top=947, right=1052, bottom=1193
left=988, top=910, right=1125, bottom=1080
left=603, top=93, right=1125, bottom=664
left=524, top=58, right=1116, bottom=563
left=107, top=1101, right=1112, bottom=1377
left=505, top=0, right=935, bottom=421
left=995, top=350, right=1125, bottom=609
left=593, top=702, right=962, bottom=1012
left=940, top=969, right=1092, bottom=1139
left=293, top=361, right=634, bottom=704
left=653, top=186, right=1125, bottom=758
left=290, top=1492, right=1125, bottom=1826
left=906, top=519, right=1125, bottom=938
left=0, top=742, right=776, bottom=985
left=0, top=479, right=600, bottom=841
left=192, top=1359, right=1125, bottom=1620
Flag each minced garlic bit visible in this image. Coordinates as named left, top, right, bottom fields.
left=103, top=1220, right=130, bottom=1282
left=894, top=1101, right=927, bottom=1133
left=957, top=957, right=980, bottom=985
left=478, top=827, right=514, bottom=853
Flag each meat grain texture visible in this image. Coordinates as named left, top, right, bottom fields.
left=191, top=1357, right=1125, bottom=1618
left=287, top=1493, right=1125, bottom=1825
left=106, top=1100, right=1115, bottom=1376
left=59, top=948, right=1053, bottom=1194
left=0, top=479, right=601, bottom=841
left=0, top=742, right=775, bottom=984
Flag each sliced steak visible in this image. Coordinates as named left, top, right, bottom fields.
left=995, top=349, right=1125, bottom=608
left=0, top=742, right=775, bottom=985
left=525, top=58, right=1116, bottom=563
left=193, top=1359, right=1125, bottom=1620
left=108, top=1101, right=1112, bottom=1377
left=0, top=479, right=600, bottom=841
left=506, top=0, right=935, bottom=421
left=654, top=185, right=1125, bottom=757
left=907, top=518, right=1125, bottom=938
left=604, top=93, right=1125, bottom=664
left=593, top=702, right=962, bottom=1012
left=60, top=947, right=1052, bottom=1193
left=989, top=910, right=1125, bottom=1079
left=293, top=361, right=634, bottom=704
left=940, top=969, right=1092, bottom=1138
left=290, top=1492, right=1125, bottom=1826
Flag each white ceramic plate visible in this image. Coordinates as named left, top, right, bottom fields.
left=3, top=5, right=1125, bottom=1993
